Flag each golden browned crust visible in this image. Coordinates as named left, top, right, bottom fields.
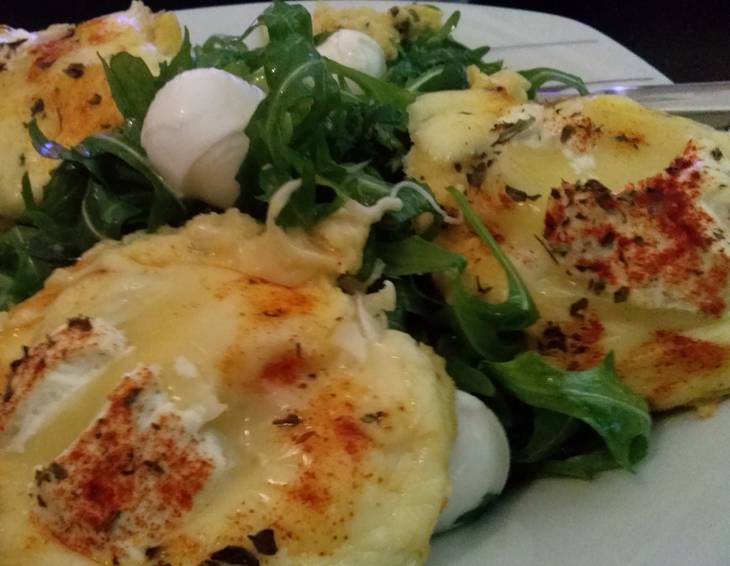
left=0, top=2, right=181, bottom=218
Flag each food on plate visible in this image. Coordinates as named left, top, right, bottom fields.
left=0, top=0, right=722, bottom=563
left=407, top=87, right=730, bottom=410
left=0, top=1, right=181, bottom=220
left=0, top=201, right=454, bottom=564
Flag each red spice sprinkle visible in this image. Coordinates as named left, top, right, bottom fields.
left=260, top=348, right=310, bottom=385
left=333, top=415, right=370, bottom=458
left=654, top=330, right=726, bottom=373
left=543, top=141, right=730, bottom=315
left=289, top=470, right=330, bottom=511
left=0, top=320, right=107, bottom=433
left=544, top=200, right=566, bottom=240
left=31, top=367, right=216, bottom=562
left=536, top=317, right=605, bottom=370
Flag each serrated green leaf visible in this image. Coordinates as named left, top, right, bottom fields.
left=488, top=352, right=651, bottom=470
left=446, top=357, right=496, bottom=397
left=519, top=67, right=589, bottom=99
left=100, top=52, right=157, bottom=142
left=538, top=451, right=621, bottom=480
left=377, top=236, right=466, bottom=276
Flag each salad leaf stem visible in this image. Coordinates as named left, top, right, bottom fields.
left=326, top=59, right=416, bottom=109
left=377, top=236, right=466, bottom=276
left=447, top=186, right=537, bottom=329
left=538, top=451, right=621, bottom=480
left=519, top=67, right=589, bottom=99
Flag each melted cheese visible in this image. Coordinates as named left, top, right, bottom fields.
left=31, top=364, right=225, bottom=564
left=0, top=208, right=455, bottom=565
left=408, top=92, right=730, bottom=410
left=407, top=68, right=529, bottom=164
left=0, top=317, right=128, bottom=452
left=0, top=1, right=181, bottom=219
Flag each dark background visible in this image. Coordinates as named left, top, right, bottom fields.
left=4, top=0, right=728, bottom=83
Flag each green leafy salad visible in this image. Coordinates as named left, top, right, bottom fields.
left=1, top=0, right=650, bottom=527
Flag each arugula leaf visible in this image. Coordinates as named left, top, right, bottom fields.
left=387, top=182, right=444, bottom=231
left=244, top=42, right=341, bottom=227
left=326, top=59, right=416, bottom=110
left=428, top=10, right=460, bottom=43
left=519, top=67, right=589, bottom=99
left=29, top=122, right=185, bottom=230
left=515, top=409, right=579, bottom=464
left=0, top=220, right=54, bottom=310
left=261, top=55, right=336, bottom=168
left=377, top=236, right=466, bottom=276
left=488, top=352, right=651, bottom=470
left=2, top=249, right=52, bottom=306
left=77, top=134, right=186, bottom=229
left=446, top=358, right=496, bottom=398
left=386, top=275, right=445, bottom=337
left=20, top=166, right=96, bottom=251
left=101, top=29, right=194, bottom=142
left=449, top=279, right=527, bottom=361
left=324, top=102, right=408, bottom=176
left=386, top=10, right=502, bottom=92
left=82, top=179, right=142, bottom=240
left=382, top=190, right=651, bottom=475
left=194, top=33, right=257, bottom=80
left=257, top=0, right=312, bottom=42
left=538, top=451, right=621, bottom=480
left=157, top=29, right=194, bottom=84
left=494, top=117, right=536, bottom=145
left=100, top=53, right=157, bottom=142
left=448, top=187, right=538, bottom=330
left=0, top=119, right=192, bottom=310
left=378, top=188, right=537, bottom=361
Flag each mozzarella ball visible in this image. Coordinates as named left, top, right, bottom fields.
left=141, top=68, right=264, bottom=209
left=317, top=29, right=387, bottom=78
left=435, top=390, right=511, bottom=533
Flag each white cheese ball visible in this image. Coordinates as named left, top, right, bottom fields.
left=141, top=68, right=264, bottom=209
left=435, top=390, right=511, bottom=533
left=317, top=29, right=387, bottom=78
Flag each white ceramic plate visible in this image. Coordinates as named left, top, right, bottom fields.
left=177, top=3, right=730, bottom=565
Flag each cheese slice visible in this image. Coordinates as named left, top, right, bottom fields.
left=31, top=364, right=225, bottom=564
left=408, top=91, right=730, bottom=410
left=0, top=1, right=181, bottom=219
left=0, top=316, right=127, bottom=452
left=0, top=207, right=455, bottom=565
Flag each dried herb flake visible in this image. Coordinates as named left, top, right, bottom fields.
left=272, top=414, right=301, bottom=427
left=505, top=185, right=541, bottom=202
left=63, top=62, right=85, bottom=78
left=248, top=528, right=278, bottom=556
left=30, top=98, right=44, bottom=116
left=613, top=286, right=630, bottom=303
left=569, top=297, right=589, bottom=319
left=209, top=545, right=259, bottom=565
